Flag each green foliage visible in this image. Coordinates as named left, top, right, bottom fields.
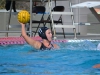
left=0, top=0, right=6, bottom=9
left=0, top=0, right=30, bottom=10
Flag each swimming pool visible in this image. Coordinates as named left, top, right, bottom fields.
left=0, top=40, right=100, bottom=75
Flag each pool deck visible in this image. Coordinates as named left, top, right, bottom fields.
left=0, top=33, right=100, bottom=40
left=59, top=35, right=100, bottom=40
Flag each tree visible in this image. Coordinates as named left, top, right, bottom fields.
left=0, top=0, right=29, bottom=10
left=0, top=0, right=6, bottom=9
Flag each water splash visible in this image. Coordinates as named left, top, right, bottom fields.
left=58, top=40, right=98, bottom=50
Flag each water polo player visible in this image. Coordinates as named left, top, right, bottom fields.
left=20, top=23, right=59, bottom=50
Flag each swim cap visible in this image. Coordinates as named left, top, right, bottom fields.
left=38, top=27, right=49, bottom=40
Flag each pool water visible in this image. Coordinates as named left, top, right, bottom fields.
left=0, top=40, right=100, bottom=75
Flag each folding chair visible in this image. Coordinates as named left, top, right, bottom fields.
left=54, top=6, right=66, bottom=38
left=51, top=5, right=76, bottom=39
left=28, top=6, right=65, bottom=37
left=28, top=6, right=46, bottom=36
left=28, top=6, right=53, bottom=37
left=44, top=6, right=65, bottom=38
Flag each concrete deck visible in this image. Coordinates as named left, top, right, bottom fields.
left=0, top=33, right=100, bottom=40
left=57, top=35, right=100, bottom=40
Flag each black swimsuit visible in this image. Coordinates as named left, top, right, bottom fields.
left=40, top=43, right=54, bottom=50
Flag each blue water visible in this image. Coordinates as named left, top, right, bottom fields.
left=0, top=40, right=100, bottom=75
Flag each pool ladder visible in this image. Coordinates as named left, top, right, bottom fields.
left=48, top=0, right=77, bottom=39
